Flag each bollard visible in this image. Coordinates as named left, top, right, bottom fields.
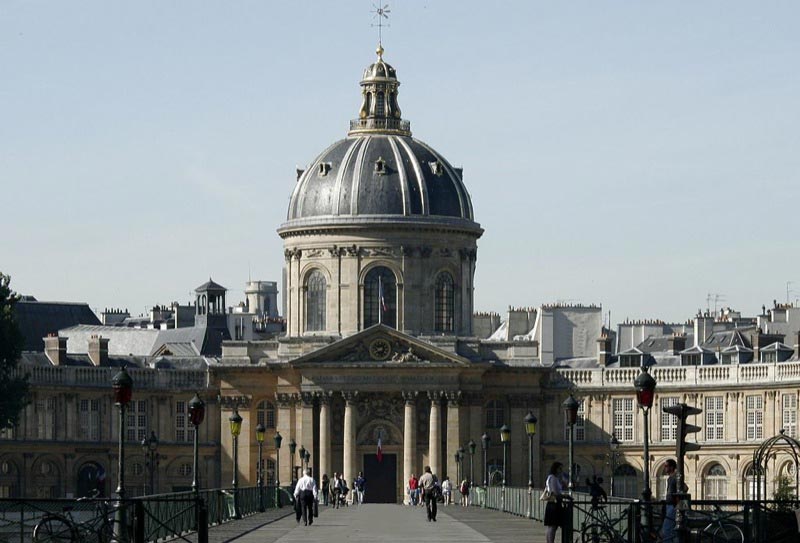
left=134, top=501, right=145, bottom=543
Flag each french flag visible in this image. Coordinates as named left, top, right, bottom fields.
left=378, top=277, right=387, bottom=313
left=377, top=437, right=383, bottom=463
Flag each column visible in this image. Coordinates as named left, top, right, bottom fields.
left=446, top=391, right=462, bottom=482
left=297, top=392, right=315, bottom=475
left=342, top=391, right=358, bottom=485
left=428, top=391, right=442, bottom=477
left=319, top=392, right=331, bottom=481
left=402, top=391, right=417, bottom=503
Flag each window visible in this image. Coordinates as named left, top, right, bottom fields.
left=613, top=398, right=635, bottom=442
left=619, top=354, right=642, bottom=368
left=614, top=464, right=638, bottom=499
left=175, top=401, right=195, bottom=443
left=257, top=400, right=276, bottom=429
left=746, top=395, right=763, bottom=441
left=485, top=400, right=505, bottom=429
left=660, top=397, right=679, bottom=442
left=36, top=397, right=56, bottom=440
left=703, top=464, right=727, bottom=500
left=376, top=92, right=385, bottom=117
left=178, top=463, right=192, bottom=477
left=564, top=399, right=585, bottom=441
left=705, top=396, right=724, bottom=441
left=127, top=400, right=148, bottom=442
left=434, top=272, right=455, bottom=333
left=682, top=354, right=701, bottom=366
left=364, top=267, right=397, bottom=328
left=743, top=465, right=765, bottom=500
left=266, top=458, right=276, bottom=486
left=79, top=399, right=101, bottom=441
left=783, top=393, right=797, bottom=438
left=305, top=270, right=327, bottom=332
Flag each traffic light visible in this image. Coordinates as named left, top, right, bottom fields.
left=663, top=403, right=702, bottom=479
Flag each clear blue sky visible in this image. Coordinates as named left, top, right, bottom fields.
left=2, top=1, right=798, bottom=324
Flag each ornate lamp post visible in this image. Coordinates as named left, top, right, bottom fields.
left=635, top=365, right=657, bottom=540
left=288, top=439, right=297, bottom=483
left=457, top=446, right=465, bottom=484
left=256, top=423, right=266, bottom=512
left=304, top=450, right=311, bottom=473
left=524, top=411, right=537, bottom=489
left=298, top=445, right=306, bottom=473
left=468, top=440, right=476, bottom=485
left=562, top=394, right=580, bottom=494
left=499, top=424, right=510, bottom=486
left=112, top=367, right=133, bottom=543
left=140, top=431, right=159, bottom=495
left=481, top=433, right=491, bottom=487
left=608, top=435, right=620, bottom=497
left=454, top=451, right=461, bottom=490
left=273, top=432, right=283, bottom=507
left=229, top=409, right=243, bottom=519
left=188, top=393, right=205, bottom=495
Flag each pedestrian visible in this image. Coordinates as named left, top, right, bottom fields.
left=441, top=476, right=452, bottom=506
left=419, top=466, right=438, bottom=522
left=408, top=473, right=419, bottom=506
left=321, top=474, right=329, bottom=506
left=660, top=459, right=679, bottom=543
left=340, top=477, right=350, bottom=506
left=354, top=472, right=366, bottom=505
left=459, top=478, right=470, bottom=507
left=331, top=472, right=341, bottom=508
left=543, top=461, right=568, bottom=543
left=293, top=467, right=319, bottom=526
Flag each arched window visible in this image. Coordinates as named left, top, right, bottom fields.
left=614, top=464, right=638, bottom=499
left=305, top=270, right=327, bottom=332
left=364, top=267, right=397, bottom=328
left=376, top=91, right=385, bottom=117
left=266, top=458, right=276, bottom=486
left=703, top=463, right=727, bottom=500
left=0, top=459, right=20, bottom=498
left=257, top=400, right=276, bottom=429
left=434, top=272, right=455, bottom=333
left=485, top=400, right=505, bottom=429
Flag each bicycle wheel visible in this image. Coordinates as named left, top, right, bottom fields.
left=581, top=523, right=615, bottom=543
left=710, top=523, right=744, bottom=543
left=33, top=515, right=75, bottom=543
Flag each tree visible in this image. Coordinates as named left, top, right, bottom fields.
left=0, top=272, right=29, bottom=430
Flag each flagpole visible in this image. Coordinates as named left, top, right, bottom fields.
left=378, top=276, right=383, bottom=325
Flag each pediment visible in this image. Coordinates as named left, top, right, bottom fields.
left=290, top=324, right=471, bottom=367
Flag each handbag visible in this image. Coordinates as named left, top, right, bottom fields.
left=539, top=489, right=553, bottom=502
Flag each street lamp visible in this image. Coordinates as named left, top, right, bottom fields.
left=288, top=439, right=297, bottom=483
left=563, top=394, right=580, bottom=494
left=112, top=366, right=133, bottom=543
left=635, top=365, right=657, bottom=540
left=273, top=431, right=282, bottom=507
left=524, top=412, right=537, bottom=489
left=298, top=445, right=306, bottom=474
left=468, top=440, right=476, bottom=485
left=188, top=393, right=205, bottom=495
left=304, top=450, right=311, bottom=473
left=608, top=435, right=620, bottom=497
left=454, top=451, right=461, bottom=489
left=457, top=446, right=465, bottom=484
left=499, top=424, right=510, bottom=486
left=256, top=423, right=266, bottom=512
left=140, top=431, right=159, bottom=495
left=481, top=433, right=491, bottom=487
left=229, top=409, right=243, bottom=519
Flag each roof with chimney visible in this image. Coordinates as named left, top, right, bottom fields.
left=14, top=299, right=101, bottom=352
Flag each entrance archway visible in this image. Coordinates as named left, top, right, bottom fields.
left=76, top=461, right=106, bottom=497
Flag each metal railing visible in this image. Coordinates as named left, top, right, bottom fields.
left=15, top=366, right=208, bottom=389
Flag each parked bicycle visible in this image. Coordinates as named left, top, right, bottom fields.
left=696, top=504, right=744, bottom=543
left=579, top=503, right=630, bottom=543
left=32, top=493, right=130, bottom=543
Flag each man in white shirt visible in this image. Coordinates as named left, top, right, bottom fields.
left=293, top=468, right=319, bottom=526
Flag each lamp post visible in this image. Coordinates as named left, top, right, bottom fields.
left=140, top=431, right=159, bottom=495
left=256, top=423, right=266, bottom=512
left=524, top=412, right=537, bottom=489
left=273, top=431, right=282, bottom=507
left=304, top=450, right=311, bottom=473
left=298, top=445, right=306, bottom=474
left=229, top=409, right=243, bottom=519
left=288, top=439, right=297, bottom=483
left=481, top=433, right=491, bottom=487
left=635, top=365, right=657, bottom=541
left=188, top=393, right=205, bottom=495
left=562, top=394, right=580, bottom=494
left=457, top=446, right=465, bottom=484
left=454, top=451, right=461, bottom=489
left=608, top=435, right=620, bottom=497
left=468, top=440, right=476, bottom=486
left=112, top=367, right=133, bottom=543
left=499, top=424, right=510, bottom=486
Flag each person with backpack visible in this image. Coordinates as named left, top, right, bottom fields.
left=418, top=466, right=438, bottom=521
left=459, top=478, right=470, bottom=506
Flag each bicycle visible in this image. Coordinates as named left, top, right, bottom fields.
left=32, top=493, right=130, bottom=543
left=579, top=502, right=629, bottom=543
left=697, top=505, right=744, bottom=543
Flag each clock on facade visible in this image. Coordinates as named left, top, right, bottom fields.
left=368, top=338, right=392, bottom=361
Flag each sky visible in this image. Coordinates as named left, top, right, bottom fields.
left=2, top=1, right=799, bottom=325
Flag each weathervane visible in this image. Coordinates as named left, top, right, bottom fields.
left=372, top=3, right=391, bottom=50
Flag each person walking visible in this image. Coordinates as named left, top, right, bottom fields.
left=321, top=474, right=329, bottom=506
left=408, top=474, right=419, bottom=506
left=441, top=476, right=452, bottom=506
left=660, top=459, right=679, bottom=543
left=354, top=472, right=366, bottom=505
left=331, top=472, right=342, bottom=509
left=419, top=466, right=438, bottom=522
left=293, top=468, right=319, bottom=526
left=459, top=478, right=470, bottom=507
left=544, top=462, right=568, bottom=543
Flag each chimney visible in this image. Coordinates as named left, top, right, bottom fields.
left=794, top=331, right=800, bottom=360
left=751, top=329, right=785, bottom=362
left=597, top=333, right=613, bottom=366
left=668, top=333, right=687, bottom=355
left=88, top=335, right=109, bottom=366
left=43, top=334, right=67, bottom=366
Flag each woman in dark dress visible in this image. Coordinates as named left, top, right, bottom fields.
left=544, top=462, right=567, bottom=543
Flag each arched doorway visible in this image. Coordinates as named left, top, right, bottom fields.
left=76, top=462, right=106, bottom=497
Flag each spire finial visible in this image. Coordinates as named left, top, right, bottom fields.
left=372, top=3, right=391, bottom=50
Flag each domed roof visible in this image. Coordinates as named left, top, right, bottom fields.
left=281, top=47, right=479, bottom=232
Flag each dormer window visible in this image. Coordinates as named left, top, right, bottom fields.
left=429, top=161, right=443, bottom=176
left=318, top=162, right=332, bottom=177
left=374, top=157, right=387, bottom=175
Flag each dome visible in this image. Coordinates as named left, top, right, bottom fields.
left=281, top=46, right=479, bottom=231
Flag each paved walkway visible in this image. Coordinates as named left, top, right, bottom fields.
left=225, top=503, right=548, bottom=543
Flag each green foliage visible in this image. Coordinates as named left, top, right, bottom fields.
left=773, top=474, right=797, bottom=512
left=0, top=272, right=29, bottom=430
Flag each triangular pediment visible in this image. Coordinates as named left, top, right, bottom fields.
left=290, top=324, right=471, bottom=367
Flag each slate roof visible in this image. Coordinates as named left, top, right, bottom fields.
left=59, top=324, right=225, bottom=357
left=14, top=300, right=101, bottom=352
left=195, top=279, right=226, bottom=292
